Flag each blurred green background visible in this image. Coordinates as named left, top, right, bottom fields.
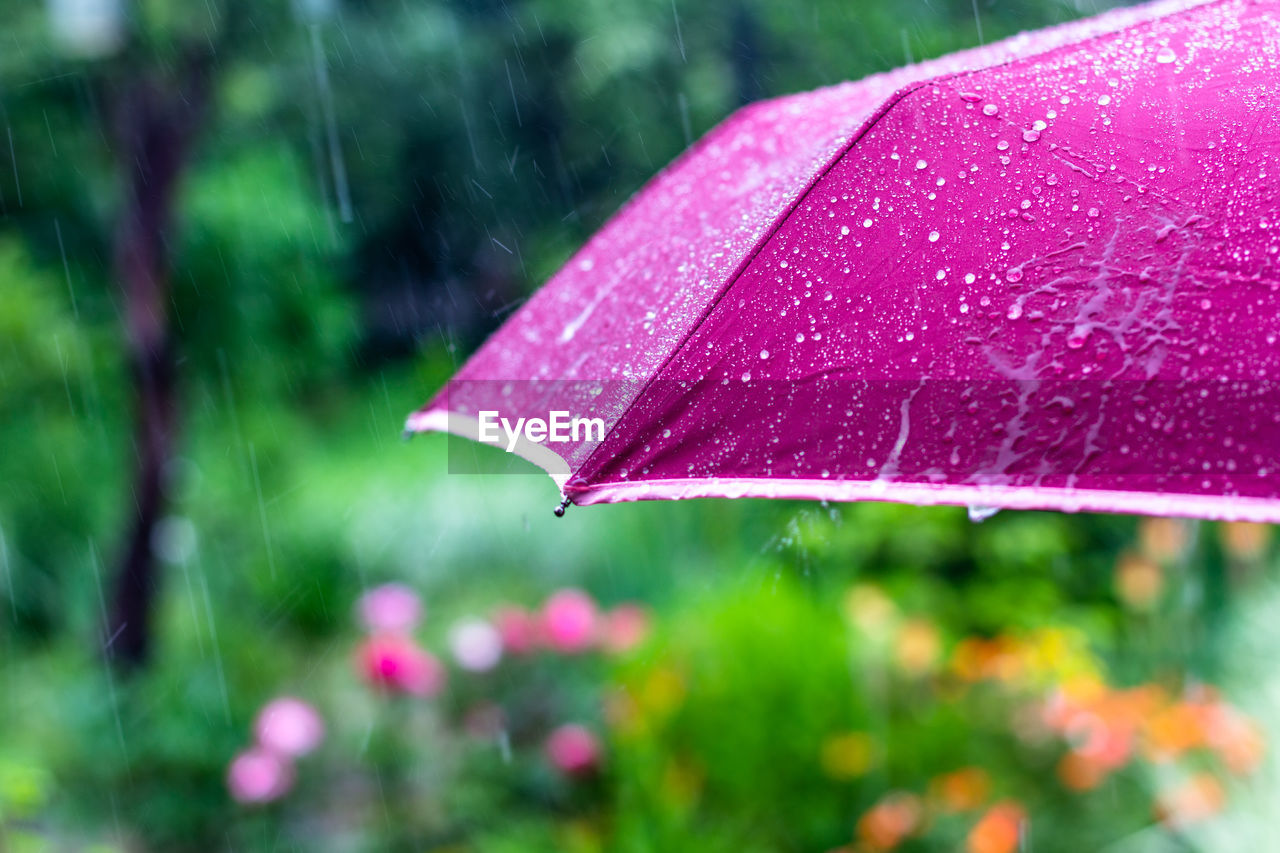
left=2, top=0, right=1278, bottom=850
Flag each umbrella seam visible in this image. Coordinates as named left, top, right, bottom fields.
left=570, top=0, right=1232, bottom=492
left=570, top=82, right=930, bottom=486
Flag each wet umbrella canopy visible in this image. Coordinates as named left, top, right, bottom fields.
left=408, top=0, right=1280, bottom=521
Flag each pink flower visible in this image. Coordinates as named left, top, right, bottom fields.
left=449, top=618, right=504, bottom=672
left=254, top=697, right=325, bottom=758
left=227, top=747, right=295, bottom=804
left=493, top=605, right=540, bottom=655
left=545, top=724, right=601, bottom=776
left=356, top=634, right=445, bottom=697
left=541, top=589, right=599, bottom=653
left=356, top=584, right=422, bottom=634
left=601, top=604, right=650, bottom=653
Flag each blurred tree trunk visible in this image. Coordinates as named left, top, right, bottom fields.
left=106, top=55, right=212, bottom=667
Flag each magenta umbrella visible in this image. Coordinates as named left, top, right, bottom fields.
left=408, top=0, right=1280, bottom=521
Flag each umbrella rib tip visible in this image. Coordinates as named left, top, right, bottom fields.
left=553, top=496, right=573, bottom=518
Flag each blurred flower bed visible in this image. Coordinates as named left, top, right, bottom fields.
left=3, top=445, right=1277, bottom=853
left=0, top=516, right=1244, bottom=851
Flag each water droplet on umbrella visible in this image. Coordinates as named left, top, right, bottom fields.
left=929, top=231, right=940, bottom=242
left=915, top=159, right=928, bottom=170
left=1023, top=129, right=1041, bottom=143
left=1156, top=46, right=1177, bottom=63
left=1006, top=266, right=1024, bottom=283
left=982, top=103, right=999, bottom=116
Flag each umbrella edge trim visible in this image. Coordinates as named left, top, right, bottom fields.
left=564, top=477, right=1280, bottom=522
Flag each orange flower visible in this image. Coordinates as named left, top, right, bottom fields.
left=857, top=792, right=922, bottom=851
left=967, top=801, right=1026, bottom=853
left=1114, top=553, right=1163, bottom=609
left=988, top=636, right=1028, bottom=684
left=932, top=767, right=991, bottom=812
left=951, top=637, right=1013, bottom=682
left=1138, top=518, right=1188, bottom=561
left=1219, top=522, right=1270, bottom=560
left=1057, top=752, right=1106, bottom=791
left=1155, top=773, right=1225, bottom=826
left=895, top=619, right=942, bottom=676
left=1143, top=701, right=1208, bottom=760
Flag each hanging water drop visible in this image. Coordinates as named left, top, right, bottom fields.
left=967, top=505, right=1001, bottom=522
